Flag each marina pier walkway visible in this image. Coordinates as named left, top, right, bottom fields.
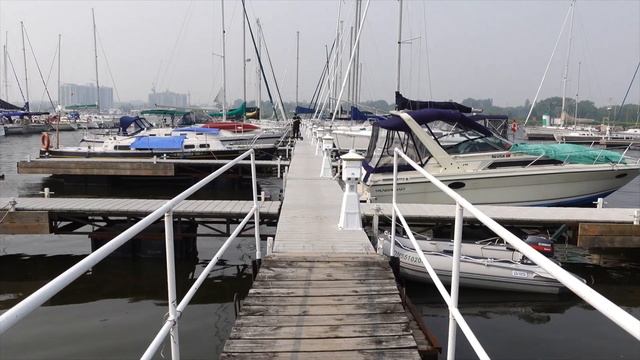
left=221, top=140, right=426, bottom=359
left=0, top=198, right=281, bottom=235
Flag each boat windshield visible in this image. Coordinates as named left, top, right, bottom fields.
left=429, top=120, right=511, bottom=154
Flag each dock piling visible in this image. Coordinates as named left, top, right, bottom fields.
left=320, top=134, right=334, bottom=178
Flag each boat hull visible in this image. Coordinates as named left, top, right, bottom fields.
left=40, top=145, right=278, bottom=160
left=368, top=166, right=639, bottom=206
left=383, top=238, right=566, bottom=294
left=3, top=123, right=50, bottom=135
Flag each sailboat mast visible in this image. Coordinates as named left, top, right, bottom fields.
left=560, top=0, right=575, bottom=125
left=396, top=0, right=403, bottom=93
left=354, top=0, right=361, bottom=107
left=256, top=18, right=262, bottom=117
left=221, top=0, right=227, bottom=122
left=296, top=31, right=299, bottom=109
left=57, top=34, right=61, bottom=148
left=574, top=61, right=580, bottom=126
left=242, top=4, right=246, bottom=121
left=58, top=34, right=61, bottom=109
left=20, top=21, right=29, bottom=106
left=92, top=9, right=100, bottom=114
left=4, top=32, right=8, bottom=102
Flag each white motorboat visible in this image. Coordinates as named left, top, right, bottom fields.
left=363, top=109, right=640, bottom=206
left=40, top=116, right=281, bottom=159
left=553, top=129, right=602, bottom=144
left=379, top=232, right=574, bottom=294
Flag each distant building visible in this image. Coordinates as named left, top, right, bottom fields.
left=60, top=83, right=113, bottom=110
left=148, top=90, right=188, bottom=108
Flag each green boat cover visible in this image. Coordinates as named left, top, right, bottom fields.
left=510, top=143, right=625, bottom=164
left=65, top=104, right=97, bottom=110
left=209, top=102, right=246, bottom=118
left=140, top=109, right=190, bottom=116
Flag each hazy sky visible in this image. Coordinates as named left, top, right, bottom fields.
left=0, top=0, right=638, bottom=108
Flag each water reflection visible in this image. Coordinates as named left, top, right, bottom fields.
left=0, top=254, right=253, bottom=310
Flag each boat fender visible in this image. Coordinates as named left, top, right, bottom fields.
left=40, top=132, right=50, bottom=151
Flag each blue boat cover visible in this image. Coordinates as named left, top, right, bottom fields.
left=351, top=106, right=386, bottom=121
left=130, top=136, right=185, bottom=150
left=468, top=114, right=509, bottom=121
left=378, top=108, right=493, bottom=137
left=295, top=106, right=315, bottom=114
left=174, top=127, right=220, bottom=134
left=395, top=91, right=473, bottom=113
left=119, top=116, right=138, bottom=132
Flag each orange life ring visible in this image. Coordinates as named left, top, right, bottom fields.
left=41, top=132, right=50, bottom=151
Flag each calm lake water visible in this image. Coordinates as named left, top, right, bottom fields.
left=1, top=131, right=639, bottom=359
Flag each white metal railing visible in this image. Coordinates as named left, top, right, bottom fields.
left=0, top=149, right=263, bottom=360
left=387, top=147, right=640, bottom=360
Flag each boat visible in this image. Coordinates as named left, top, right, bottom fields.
left=379, top=231, right=574, bottom=294
left=553, top=128, right=602, bottom=144
left=40, top=116, right=280, bottom=159
left=1, top=114, right=51, bottom=135
left=362, top=108, right=640, bottom=206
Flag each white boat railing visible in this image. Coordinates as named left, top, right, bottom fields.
left=388, top=147, right=640, bottom=360
left=0, top=149, right=263, bottom=360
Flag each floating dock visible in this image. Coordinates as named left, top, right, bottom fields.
left=0, top=197, right=281, bottom=235
left=221, top=140, right=434, bottom=359
left=17, top=157, right=290, bottom=177
left=362, top=203, right=640, bottom=225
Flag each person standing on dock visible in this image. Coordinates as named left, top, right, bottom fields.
left=292, top=114, right=301, bottom=139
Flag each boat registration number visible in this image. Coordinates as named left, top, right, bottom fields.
left=512, top=271, right=528, bottom=278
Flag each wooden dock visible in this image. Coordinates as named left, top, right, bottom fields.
left=0, top=197, right=281, bottom=235
left=221, top=140, right=429, bottom=359
left=17, top=158, right=290, bottom=177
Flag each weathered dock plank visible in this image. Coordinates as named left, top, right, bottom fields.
left=247, top=286, right=401, bottom=298
left=220, top=349, right=421, bottom=360
left=223, top=335, right=417, bottom=353
left=239, top=303, right=405, bottom=316
left=241, top=294, right=402, bottom=306
left=251, top=279, right=397, bottom=288
left=234, top=313, right=411, bottom=328
left=578, top=223, right=640, bottom=248
left=228, top=323, right=413, bottom=339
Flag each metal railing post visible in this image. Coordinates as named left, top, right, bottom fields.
left=251, top=151, right=262, bottom=260
left=390, top=149, right=398, bottom=257
left=447, top=202, right=464, bottom=360
left=277, top=156, right=282, bottom=178
left=164, top=211, right=180, bottom=360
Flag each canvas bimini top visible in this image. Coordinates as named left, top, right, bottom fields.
left=377, top=108, right=493, bottom=137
